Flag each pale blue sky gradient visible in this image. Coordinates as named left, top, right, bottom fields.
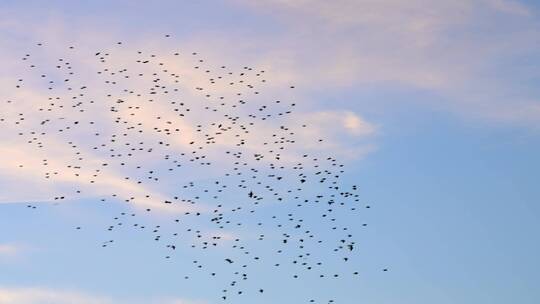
left=1, top=1, right=540, bottom=303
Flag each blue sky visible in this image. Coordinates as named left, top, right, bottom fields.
left=1, top=1, right=540, bottom=303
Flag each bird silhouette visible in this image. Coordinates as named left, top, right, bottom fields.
left=1, top=36, right=383, bottom=304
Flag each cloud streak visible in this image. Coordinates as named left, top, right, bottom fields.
left=0, top=286, right=207, bottom=304
left=0, top=244, right=21, bottom=257
left=230, top=0, right=540, bottom=127
left=0, top=28, right=377, bottom=210
left=0, top=287, right=112, bottom=304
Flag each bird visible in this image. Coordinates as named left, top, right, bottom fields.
left=1, top=36, right=382, bottom=304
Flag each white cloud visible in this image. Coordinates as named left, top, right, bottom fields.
left=0, top=33, right=377, bottom=210
left=0, top=141, right=197, bottom=213
left=2, top=0, right=540, bottom=128
left=344, top=111, right=376, bottom=136
left=0, top=287, right=207, bottom=304
left=167, top=299, right=208, bottom=304
left=0, top=244, right=21, bottom=257
left=230, top=0, right=540, bottom=126
left=485, top=0, right=531, bottom=16
left=0, top=287, right=112, bottom=304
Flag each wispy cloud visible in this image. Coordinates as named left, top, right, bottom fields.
left=485, top=0, right=532, bottom=16
left=0, top=141, right=197, bottom=213
left=0, top=287, right=112, bottom=304
left=0, top=244, right=21, bottom=257
left=0, top=286, right=207, bottom=304
left=2, top=0, right=540, bottom=128
left=228, top=0, right=540, bottom=127
left=0, top=24, right=377, bottom=210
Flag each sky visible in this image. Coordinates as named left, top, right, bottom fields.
left=1, top=0, right=540, bottom=303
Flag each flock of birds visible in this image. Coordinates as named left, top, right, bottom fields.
left=2, top=36, right=386, bottom=303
